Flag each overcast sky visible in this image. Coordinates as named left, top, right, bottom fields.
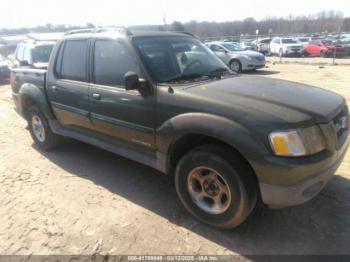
left=1, top=0, right=350, bottom=29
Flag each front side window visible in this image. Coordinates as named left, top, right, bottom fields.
left=59, top=40, right=87, bottom=81
left=222, top=43, right=242, bottom=51
left=282, top=39, right=298, bottom=44
left=93, top=40, right=141, bottom=87
left=134, top=37, right=228, bottom=83
left=210, top=44, right=225, bottom=52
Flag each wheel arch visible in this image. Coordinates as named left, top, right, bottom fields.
left=18, top=83, right=55, bottom=120
left=156, top=113, right=267, bottom=177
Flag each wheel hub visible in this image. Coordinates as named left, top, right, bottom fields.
left=187, top=167, right=232, bottom=214
left=203, top=179, right=220, bottom=196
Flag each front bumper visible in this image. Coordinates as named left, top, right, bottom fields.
left=259, top=144, right=347, bottom=208
left=257, top=115, right=349, bottom=208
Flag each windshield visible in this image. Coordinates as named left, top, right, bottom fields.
left=282, top=39, right=298, bottom=44
left=133, top=36, right=229, bottom=83
left=32, top=45, right=54, bottom=63
left=222, top=43, right=242, bottom=51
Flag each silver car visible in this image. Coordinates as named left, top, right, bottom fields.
left=206, top=41, right=266, bottom=72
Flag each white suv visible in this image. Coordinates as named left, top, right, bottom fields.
left=270, top=37, right=303, bottom=57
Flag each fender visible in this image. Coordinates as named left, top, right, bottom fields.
left=18, top=83, right=55, bottom=120
left=156, top=112, right=269, bottom=167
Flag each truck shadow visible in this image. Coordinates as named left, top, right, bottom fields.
left=33, top=140, right=350, bottom=256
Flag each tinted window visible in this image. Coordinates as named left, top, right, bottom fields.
left=32, top=45, right=54, bottom=63
left=210, top=45, right=225, bottom=52
left=282, top=39, right=298, bottom=44
left=60, top=40, right=87, bottom=81
left=93, top=40, right=140, bottom=87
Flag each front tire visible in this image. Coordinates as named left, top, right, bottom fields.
left=175, top=145, right=258, bottom=229
left=229, top=60, right=242, bottom=73
left=27, top=105, right=62, bottom=150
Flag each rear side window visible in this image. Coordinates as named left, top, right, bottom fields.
left=93, top=40, right=140, bottom=87
left=59, top=40, right=87, bottom=81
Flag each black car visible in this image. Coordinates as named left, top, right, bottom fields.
left=11, top=28, right=350, bottom=229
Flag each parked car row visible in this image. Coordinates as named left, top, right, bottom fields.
left=211, top=33, right=350, bottom=58
left=206, top=41, right=266, bottom=72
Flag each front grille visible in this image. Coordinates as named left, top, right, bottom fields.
left=333, top=106, right=349, bottom=147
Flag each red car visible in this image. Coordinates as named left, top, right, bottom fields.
left=303, top=39, right=346, bottom=57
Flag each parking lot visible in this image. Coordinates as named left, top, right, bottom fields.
left=0, top=63, right=350, bottom=256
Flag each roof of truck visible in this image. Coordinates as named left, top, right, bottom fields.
left=62, top=28, right=194, bottom=40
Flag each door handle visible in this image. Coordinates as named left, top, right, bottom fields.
left=92, top=93, right=101, bottom=100
left=51, top=85, right=58, bottom=92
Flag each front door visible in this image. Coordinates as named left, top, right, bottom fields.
left=89, top=39, right=156, bottom=151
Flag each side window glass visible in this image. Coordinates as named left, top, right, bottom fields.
left=23, top=47, right=31, bottom=63
left=16, top=46, right=24, bottom=60
left=59, top=40, right=87, bottom=81
left=93, top=40, right=141, bottom=87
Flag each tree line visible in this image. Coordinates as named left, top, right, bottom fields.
left=1, top=11, right=349, bottom=37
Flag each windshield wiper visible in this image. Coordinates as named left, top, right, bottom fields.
left=163, top=73, right=209, bottom=83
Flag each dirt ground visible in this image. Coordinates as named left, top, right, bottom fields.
left=0, top=63, right=350, bottom=257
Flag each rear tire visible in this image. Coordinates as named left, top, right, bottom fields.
left=175, top=144, right=258, bottom=229
left=27, top=105, right=62, bottom=150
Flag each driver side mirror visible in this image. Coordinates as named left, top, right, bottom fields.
left=124, top=71, right=151, bottom=95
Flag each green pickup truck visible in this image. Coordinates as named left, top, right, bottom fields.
left=11, top=28, right=349, bottom=229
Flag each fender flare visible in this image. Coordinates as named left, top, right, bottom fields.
left=156, top=112, right=268, bottom=171
left=18, top=83, right=55, bottom=119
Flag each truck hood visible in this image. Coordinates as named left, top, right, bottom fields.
left=180, top=75, right=344, bottom=129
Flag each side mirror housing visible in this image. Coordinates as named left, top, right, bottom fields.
left=125, top=71, right=140, bottom=90
left=124, top=71, right=151, bottom=94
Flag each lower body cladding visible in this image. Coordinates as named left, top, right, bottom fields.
left=258, top=134, right=349, bottom=208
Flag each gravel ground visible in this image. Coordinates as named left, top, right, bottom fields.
left=0, top=63, right=349, bottom=257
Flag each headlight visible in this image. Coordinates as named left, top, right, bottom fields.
left=269, top=126, right=326, bottom=157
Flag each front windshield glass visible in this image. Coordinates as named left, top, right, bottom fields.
left=133, top=36, right=229, bottom=83
left=32, top=45, right=54, bottom=63
left=282, top=39, right=298, bottom=44
left=222, top=43, right=242, bottom=51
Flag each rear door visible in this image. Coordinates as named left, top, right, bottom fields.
left=89, top=39, right=156, bottom=151
left=46, top=39, right=93, bottom=131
